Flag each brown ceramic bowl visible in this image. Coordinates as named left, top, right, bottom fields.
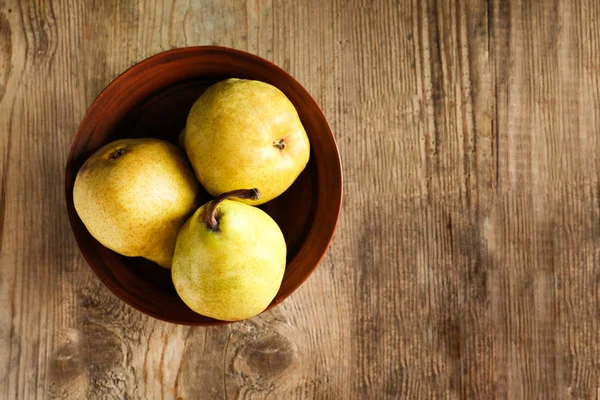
left=65, top=46, right=342, bottom=325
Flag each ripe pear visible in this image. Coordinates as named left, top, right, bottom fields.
left=172, top=189, right=286, bottom=321
left=73, top=138, right=199, bottom=268
left=181, top=79, right=310, bottom=205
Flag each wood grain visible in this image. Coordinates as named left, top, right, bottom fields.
left=1, top=0, right=600, bottom=398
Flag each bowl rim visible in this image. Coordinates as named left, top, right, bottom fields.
left=65, top=45, right=343, bottom=325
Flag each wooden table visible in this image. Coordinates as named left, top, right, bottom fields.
left=1, top=1, right=599, bottom=398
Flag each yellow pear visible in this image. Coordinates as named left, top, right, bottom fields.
left=73, top=138, right=199, bottom=268
left=172, top=189, right=286, bottom=321
left=181, top=79, right=310, bottom=205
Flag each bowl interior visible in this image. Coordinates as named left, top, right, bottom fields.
left=65, top=47, right=341, bottom=325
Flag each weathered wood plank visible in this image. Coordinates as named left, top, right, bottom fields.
left=0, top=0, right=599, bottom=398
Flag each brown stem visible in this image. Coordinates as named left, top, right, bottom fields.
left=205, top=188, right=261, bottom=231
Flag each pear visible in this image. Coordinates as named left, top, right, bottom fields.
left=73, top=138, right=199, bottom=268
left=172, top=189, right=286, bottom=321
left=181, top=78, right=310, bottom=205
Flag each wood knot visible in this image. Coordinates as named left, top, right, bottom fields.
left=233, top=333, right=296, bottom=378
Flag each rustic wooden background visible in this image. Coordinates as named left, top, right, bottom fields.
left=1, top=0, right=600, bottom=398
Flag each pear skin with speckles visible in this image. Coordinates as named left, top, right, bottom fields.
left=172, top=197, right=286, bottom=321
left=181, top=79, right=310, bottom=205
left=73, top=138, right=200, bottom=268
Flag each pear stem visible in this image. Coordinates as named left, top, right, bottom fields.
left=205, top=188, right=261, bottom=231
